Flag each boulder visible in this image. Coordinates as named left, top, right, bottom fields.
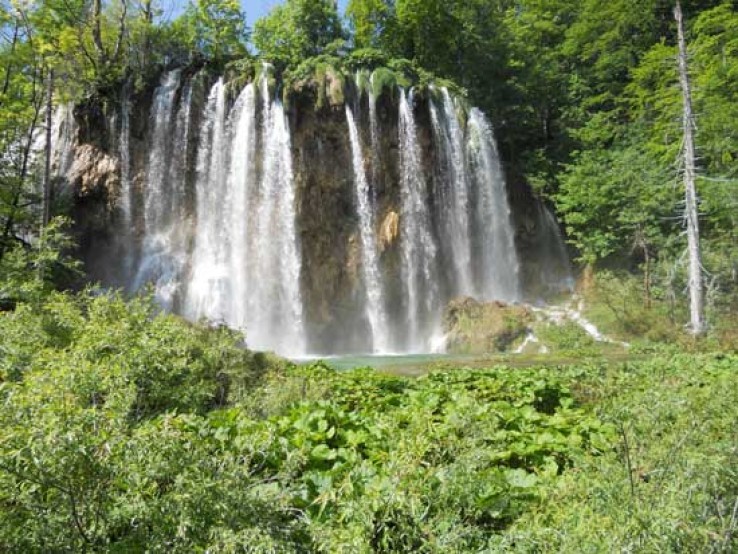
left=444, top=297, right=532, bottom=354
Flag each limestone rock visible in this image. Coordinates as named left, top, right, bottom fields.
left=68, top=144, right=120, bottom=203
left=379, top=211, right=400, bottom=251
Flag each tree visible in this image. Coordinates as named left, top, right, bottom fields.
left=675, top=1, right=705, bottom=334
left=181, top=0, right=248, bottom=62
left=252, top=0, right=344, bottom=70
left=0, top=1, right=46, bottom=260
left=346, top=0, right=395, bottom=49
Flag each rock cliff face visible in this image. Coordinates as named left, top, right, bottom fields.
left=57, top=66, right=572, bottom=356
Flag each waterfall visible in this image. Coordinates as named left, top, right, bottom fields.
left=346, top=104, right=390, bottom=352
left=398, top=89, right=440, bottom=350
left=51, top=104, right=77, bottom=181
left=227, top=84, right=257, bottom=330
left=134, top=69, right=185, bottom=308
left=185, top=77, right=230, bottom=322
left=466, top=108, right=520, bottom=301
left=117, top=68, right=561, bottom=357
left=429, top=89, right=474, bottom=296
left=182, top=75, right=305, bottom=355
left=533, top=201, right=574, bottom=293
left=367, top=77, right=383, bottom=212
left=249, top=76, right=305, bottom=355
left=143, top=70, right=181, bottom=232
left=167, top=81, right=194, bottom=228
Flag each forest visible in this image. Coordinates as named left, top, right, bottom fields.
left=0, top=0, right=737, bottom=551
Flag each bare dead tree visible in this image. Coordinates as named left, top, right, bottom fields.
left=675, top=1, right=705, bottom=335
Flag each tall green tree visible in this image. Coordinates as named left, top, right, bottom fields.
left=179, top=0, right=248, bottom=62
left=252, top=0, right=344, bottom=70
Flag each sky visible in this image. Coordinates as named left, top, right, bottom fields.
left=246, top=0, right=349, bottom=29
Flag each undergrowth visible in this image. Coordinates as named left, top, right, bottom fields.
left=0, top=290, right=735, bottom=551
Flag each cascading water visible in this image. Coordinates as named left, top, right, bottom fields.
left=532, top=201, right=575, bottom=294
left=107, top=67, right=562, bottom=357
left=398, top=89, right=441, bottom=350
left=182, top=74, right=305, bottom=355
left=250, top=76, right=305, bottom=355
left=466, top=108, right=520, bottom=301
left=167, top=81, right=194, bottom=229
left=51, top=104, right=77, bottom=181
left=346, top=104, right=390, bottom=352
left=429, top=89, right=474, bottom=297
left=118, top=85, right=132, bottom=226
left=185, top=77, right=230, bottom=321
left=226, top=83, right=257, bottom=331
left=134, top=69, right=187, bottom=308
left=143, top=70, right=181, bottom=233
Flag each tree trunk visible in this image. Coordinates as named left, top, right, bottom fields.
left=0, top=22, right=19, bottom=104
left=92, top=0, right=105, bottom=67
left=643, top=242, right=651, bottom=309
left=42, top=69, right=54, bottom=228
left=141, top=0, right=153, bottom=69
left=675, top=1, right=705, bottom=336
left=112, top=0, right=128, bottom=64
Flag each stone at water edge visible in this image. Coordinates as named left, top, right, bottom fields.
left=443, top=297, right=533, bottom=354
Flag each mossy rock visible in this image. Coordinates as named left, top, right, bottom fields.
left=285, top=63, right=346, bottom=110
left=371, top=68, right=398, bottom=100
left=444, top=297, right=532, bottom=354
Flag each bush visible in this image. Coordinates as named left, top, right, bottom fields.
left=536, top=321, right=596, bottom=354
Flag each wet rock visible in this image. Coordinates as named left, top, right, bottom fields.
left=379, top=211, right=400, bottom=251
left=68, top=144, right=120, bottom=203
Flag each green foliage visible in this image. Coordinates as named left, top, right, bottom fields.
left=582, top=270, right=684, bottom=344
left=179, top=0, right=248, bottom=63
left=495, top=352, right=738, bottom=552
left=581, top=269, right=737, bottom=350
left=556, top=131, right=679, bottom=264
left=0, top=250, right=735, bottom=551
left=345, top=46, right=388, bottom=70
left=0, top=298, right=617, bottom=551
left=0, top=217, right=82, bottom=307
left=346, top=0, right=396, bottom=50
left=536, top=322, right=596, bottom=355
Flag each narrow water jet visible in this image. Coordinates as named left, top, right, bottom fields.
left=51, top=103, right=77, bottom=181
left=118, top=84, right=132, bottom=226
